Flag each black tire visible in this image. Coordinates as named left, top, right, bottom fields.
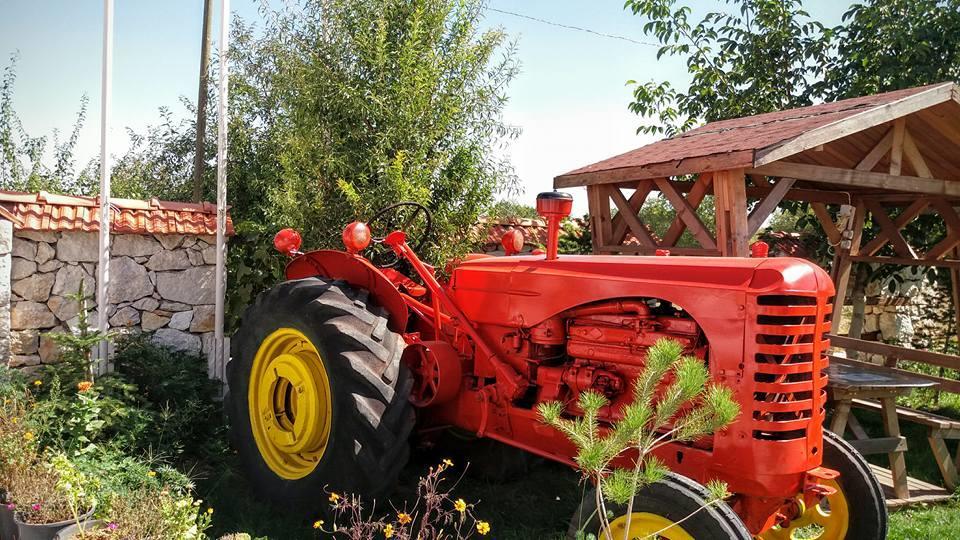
left=566, top=473, right=752, bottom=540
left=226, top=277, right=414, bottom=508
left=822, top=429, right=888, bottom=539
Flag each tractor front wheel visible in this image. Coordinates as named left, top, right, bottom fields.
left=567, top=473, right=752, bottom=540
left=759, top=429, right=887, bottom=540
left=226, top=277, right=414, bottom=508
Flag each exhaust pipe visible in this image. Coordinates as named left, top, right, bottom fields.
left=536, top=191, right=573, bottom=261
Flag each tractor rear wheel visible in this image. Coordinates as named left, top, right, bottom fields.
left=226, top=277, right=414, bottom=508
left=759, top=430, right=887, bottom=540
left=566, top=473, right=752, bottom=540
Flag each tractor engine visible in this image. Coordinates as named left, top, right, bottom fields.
left=526, top=299, right=707, bottom=409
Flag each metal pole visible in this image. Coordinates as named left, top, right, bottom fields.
left=96, top=0, right=114, bottom=374
left=214, top=0, right=230, bottom=382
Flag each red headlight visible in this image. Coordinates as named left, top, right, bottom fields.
left=342, top=221, right=372, bottom=253
left=273, top=228, right=302, bottom=256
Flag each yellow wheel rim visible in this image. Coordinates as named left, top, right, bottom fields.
left=758, top=480, right=850, bottom=540
left=603, top=512, right=695, bottom=540
left=249, top=327, right=333, bottom=480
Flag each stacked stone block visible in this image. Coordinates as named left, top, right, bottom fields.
left=6, top=229, right=220, bottom=370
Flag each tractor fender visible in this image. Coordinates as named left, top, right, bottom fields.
left=284, top=250, right=409, bottom=332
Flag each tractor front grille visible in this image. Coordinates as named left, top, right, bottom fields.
left=749, top=295, right=830, bottom=441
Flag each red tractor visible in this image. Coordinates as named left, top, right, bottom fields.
left=227, top=192, right=887, bottom=539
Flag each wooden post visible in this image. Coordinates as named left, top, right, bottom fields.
left=881, top=396, right=910, bottom=499
left=831, top=201, right=867, bottom=334
left=713, top=168, right=748, bottom=256
left=586, top=184, right=612, bottom=254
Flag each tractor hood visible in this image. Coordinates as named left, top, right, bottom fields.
left=449, top=254, right=833, bottom=328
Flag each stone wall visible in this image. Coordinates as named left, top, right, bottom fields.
left=837, top=265, right=955, bottom=358
left=5, top=230, right=220, bottom=371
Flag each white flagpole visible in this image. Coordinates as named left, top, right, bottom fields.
left=96, top=0, right=114, bottom=373
left=214, top=0, right=230, bottom=382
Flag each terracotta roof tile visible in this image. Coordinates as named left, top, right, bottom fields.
left=0, top=191, right=234, bottom=236
left=559, top=84, right=951, bottom=179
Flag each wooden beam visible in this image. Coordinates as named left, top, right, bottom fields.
left=712, top=168, right=749, bottom=256
left=747, top=177, right=796, bottom=238
left=654, top=178, right=718, bottom=250
left=553, top=150, right=755, bottom=188
left=609, top=186, right=657, bottom=247
left=924, top=200, right=960, bottom=260
left=610, top=181, right=654, bottom=244
left=860, top=198, right=928, bottom=257
left=849, top=254, right=960, bottom=269
left=586, top=184, right=612, bottom=253
left=902, top=130, right=933, bottom=179
left=749, top=161, right=960, bottom=197
left=856, top=127, right=895, bottom=172
left=662, top=173, right=712, bottom=246
left=890, top=118, right=906, bottom=176
left=831, top=201, right=866, bottom=334
left=811, top=202, right=841, bottom=245
left=754, top=83, right=955, bottom=166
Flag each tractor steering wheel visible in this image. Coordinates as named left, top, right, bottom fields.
left=367, top=202, right=433, bottom=267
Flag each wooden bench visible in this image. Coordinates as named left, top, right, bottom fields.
left=851, top=398, right=960, bottom=491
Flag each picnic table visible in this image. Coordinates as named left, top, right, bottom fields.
left=826, top=362, right=939, bottom=499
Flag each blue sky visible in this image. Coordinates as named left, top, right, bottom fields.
left=1, top=0, right=851, bottom=213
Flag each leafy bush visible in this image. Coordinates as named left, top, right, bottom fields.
left=111, top=334, right=227, bottom=461
left=539, top=338, right=739, bottom=538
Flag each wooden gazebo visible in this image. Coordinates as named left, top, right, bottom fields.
left=556, top=82, right=960, bottom=504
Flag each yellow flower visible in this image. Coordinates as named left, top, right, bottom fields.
left=383, top=524, right=394, bottom=538
left=443, top=458, right=454, bottom=468
left=477, top=521, right=490, bottom=535
left=147, top=471, right=156, bottom=477
left=397, top=512, right=412, bottom=525
left=77, top=381, right=93, bottom=393
left=32, top=380, right=42, bottom=387
left=329, top=492, right=340, bottom=503
left=23, top=431, right=34, bottom=441
left=453, top=499, right=466, bottom=513
left=312, top=520, right=324, bottom=529
left=206, top=508, right=213, bottom=515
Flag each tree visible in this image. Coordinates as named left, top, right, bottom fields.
left=625, top=0, right=833, bottom=136
left=105, top=0, right=519, bottom=326
left=825, top=0, right=960, bottom=100
left=0, top=55, right=93, bottom=195
left=485, top=199, right=539, bottom=221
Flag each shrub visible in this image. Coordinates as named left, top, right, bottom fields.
left=539, top=338, right=740, bottom=539
left=111, top=334, right=227, bottom=461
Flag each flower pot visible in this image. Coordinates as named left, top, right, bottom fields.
left=53, top=520, right=104, bottom=540
left=14, top=508, right=94, bottom=540
left=0, top=502, right=16, bottom=540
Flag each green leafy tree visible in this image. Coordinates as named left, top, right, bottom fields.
left=105, top=0, right=519, bottom=327
left=485, top=199, right=539, bottom=221
left=0, top=55, right=93, bottom=194
left=539, top=338, right=739, bottom=539
left=625, top=0, right=832, bottom=136
left=825, top=0, right=960, bottom=100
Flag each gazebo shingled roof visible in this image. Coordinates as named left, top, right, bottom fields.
left=555, top=82, right=960, bottom=194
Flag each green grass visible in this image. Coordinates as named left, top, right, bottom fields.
left=889, top=499, right=960, bottom=539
